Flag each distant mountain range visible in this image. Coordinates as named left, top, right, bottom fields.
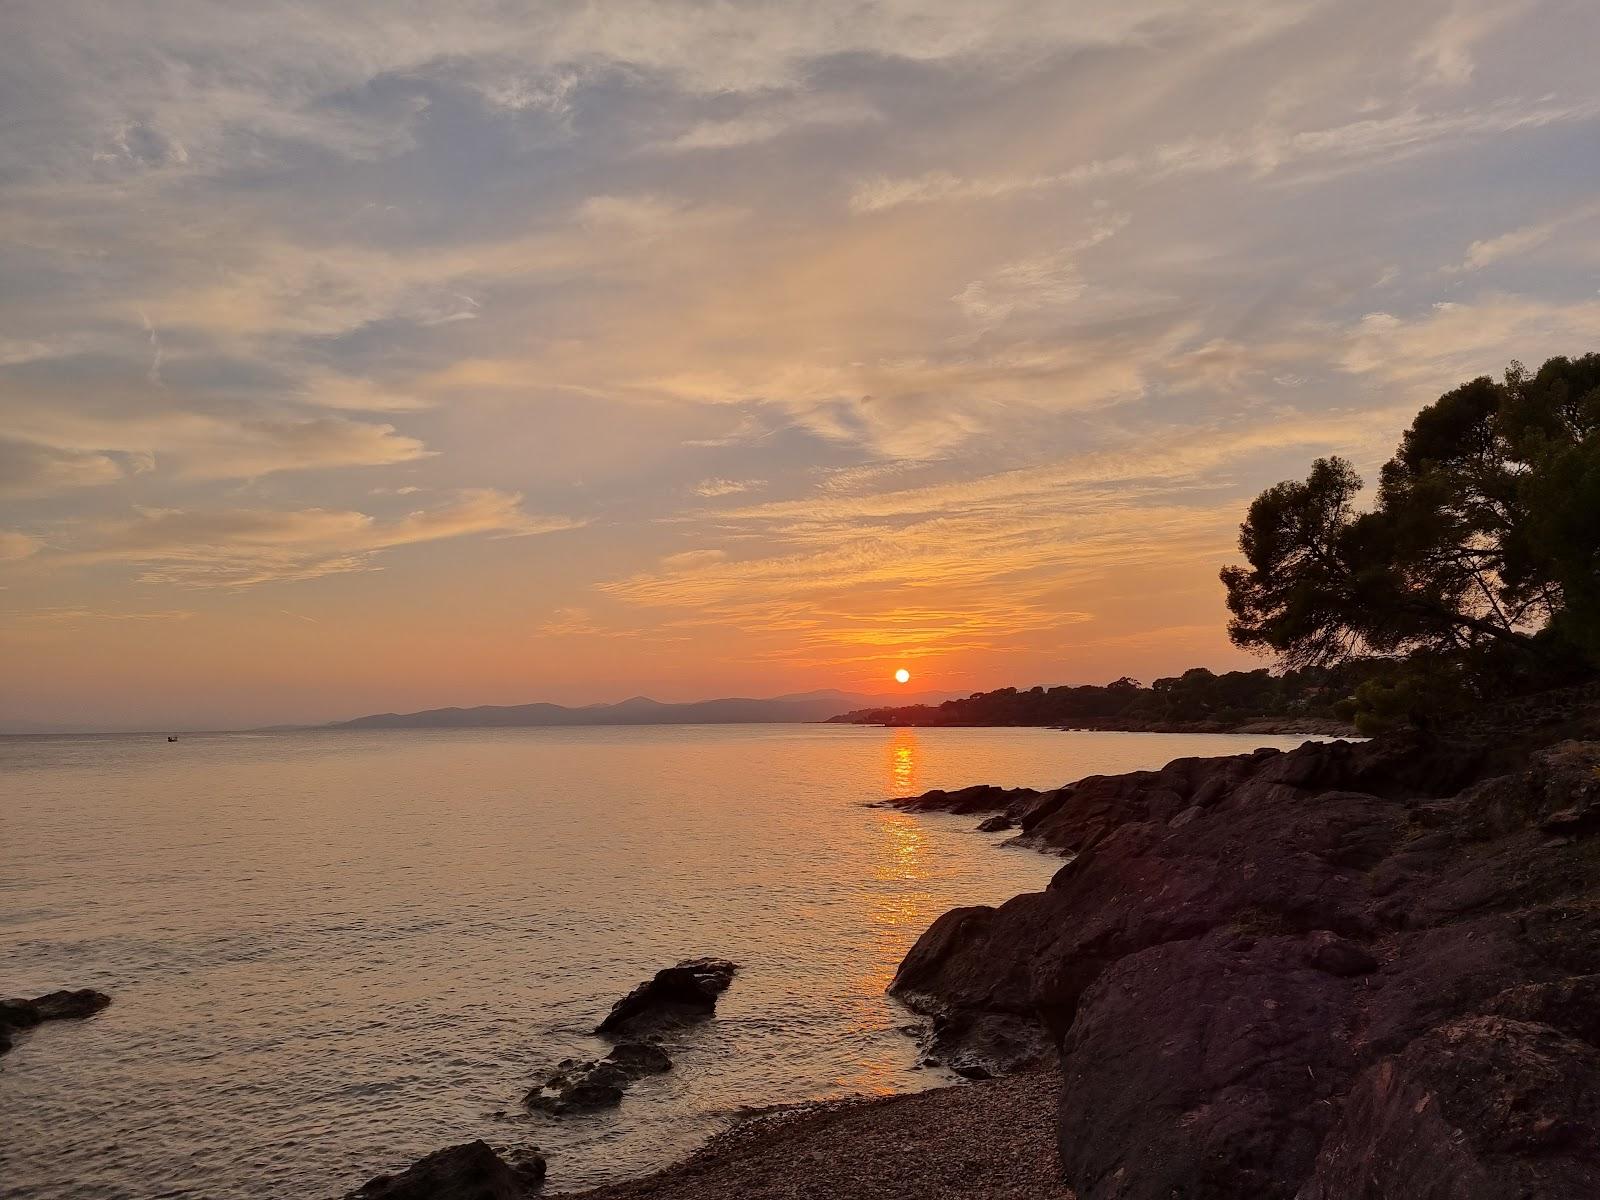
left=330, top=689, right=957, bottom=730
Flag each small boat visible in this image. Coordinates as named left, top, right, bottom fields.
left=167, top=735, right=178, bottom=742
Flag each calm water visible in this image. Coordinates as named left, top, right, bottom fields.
left=0, top=724, right=1319, bottom=1198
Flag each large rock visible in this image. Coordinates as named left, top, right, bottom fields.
left=1299, top=1017, right=1600, bottom=1199
left=0, top=988, right=111, bottom=1057
left=1059, top=931, right=1359, bottom=1199
left=594, top=958, right=738, bottom=1034
left=346, top=1140, right=545, bottom=1199
left=886, top=723, right=1600, bottom=1199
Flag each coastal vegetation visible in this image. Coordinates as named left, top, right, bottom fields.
left=830, top=664, right=1377, bottom=731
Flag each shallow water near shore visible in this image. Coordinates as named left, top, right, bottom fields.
left=1, top=724, right=1319, bottom=1198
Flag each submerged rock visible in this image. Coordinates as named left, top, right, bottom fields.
left=0, top=989, right=111, bottom=1057
left=525, top=1042, right=674, bottom=1115
left=605, top=1040, right=673, bottom=1073
left=346, top=1140, right=545, bottom=1199
left=594, top=957, right=738, bottom=1034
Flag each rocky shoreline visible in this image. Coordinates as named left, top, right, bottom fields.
left=879, top=712, right=1600, bottom=1197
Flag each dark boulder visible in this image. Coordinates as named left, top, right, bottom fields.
left=524, top=1061, right=629, bottom=1114
left=604, top=1041, right=672, bottom=1073
left=0, top=988, right=111, bottom=1056
left=30, top=989, right=112, bottom=1021
left=346, top=1140, right=545, bottom=1199
left=595, top=958, right=738, bottom=1034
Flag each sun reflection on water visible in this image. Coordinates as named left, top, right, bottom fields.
left=838, top=805, right=941, bottom=1092
left=887, top=729, right=920, bottom=796
left=876, top=811, right=927, bottom=883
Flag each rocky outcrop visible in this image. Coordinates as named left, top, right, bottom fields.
left=889, top=784, right=1041, bottom=817
left=1299, top=1016, right=1600, bottom=1199
left=525, top=1042, right=673, bottom=1114
left=595, top=958, right=738, bottom=1035
left=889, top=726, right=1600, bottom=1199
left=0, top=989, right=111, bottom=1056
left=346, top=1140, right=546, bottom=1199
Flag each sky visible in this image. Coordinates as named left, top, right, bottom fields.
left=3, top=0, right=1600, bottom=731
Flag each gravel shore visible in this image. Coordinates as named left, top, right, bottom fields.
left=559, top=1069, right=1072, bottom=1200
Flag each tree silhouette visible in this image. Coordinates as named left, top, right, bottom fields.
left=1222, top=355, right=1600, bottom=681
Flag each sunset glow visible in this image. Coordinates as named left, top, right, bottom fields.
left=3, top=3, right=1596, bottom=732
left=895, top=669, right=912, bottom=685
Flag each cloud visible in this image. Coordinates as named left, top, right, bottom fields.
left=851, top=98, right=1600, bottom=212
left=659, top=548, right=728, bottom=571
left=0, top=438, right=124, bottom=497
left=4, top=408, right=429, bottom=484
left=297, top=372, right=431, bottom=413
left=692, top=478, right=764, bottom=498
left=8, top=605, right=194, bottom=623
left=1411, top=0, right=1533, bottom=88
left=7, top=0, right=1600, bottom=713
left=952, top=215, right=1128, bottom=327
left=1447, top=202, right=1600, bottom=272
left=2, top=1, right=1318, bottom=185
left=52, top=489, right=579, bottom=588
left=667, top=94, right=879, bottom=151
left=0, top=531, right=42, bottom=560
left=576, top=193, right=738, bottom=238
left=591, top=407, right=1411, bottom=670
left=1341, top=296, right=1600, bottom=389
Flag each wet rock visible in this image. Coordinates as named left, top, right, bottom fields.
left=890, top=785, right=1039, bottom=816
left=29, top=989, right=112, bottom=1021
left=605, top=1041, right=672, bottom=1073
left=595, top=958, right=738, bottom=1034
left=524, top=1061, right=627, bottom=1114
left=975, top=814, right=1013, bottom=833
left=925, top=1011, right=1053, bottom=1080
left=0, top=989, right=111, bottom=1057
left=526, top=1041, right=675, bottom=1115
left=346, top=1140, right=545, bottom=1199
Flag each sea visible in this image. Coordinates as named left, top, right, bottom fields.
left=0, top=724, right=1322, bottom=1198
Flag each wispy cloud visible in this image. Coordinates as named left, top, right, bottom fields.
left=3, top=409, right=428, bottom=488
left=851, top=97, right=1600, bottom=212
left=1446, top=202, right=1600, bottom=272
left=692, top=478, right=765, bottom=498
left=47, top=490, right=579, bottom=588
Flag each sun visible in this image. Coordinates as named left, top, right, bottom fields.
left=894, top=668, right=911, bottom=684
